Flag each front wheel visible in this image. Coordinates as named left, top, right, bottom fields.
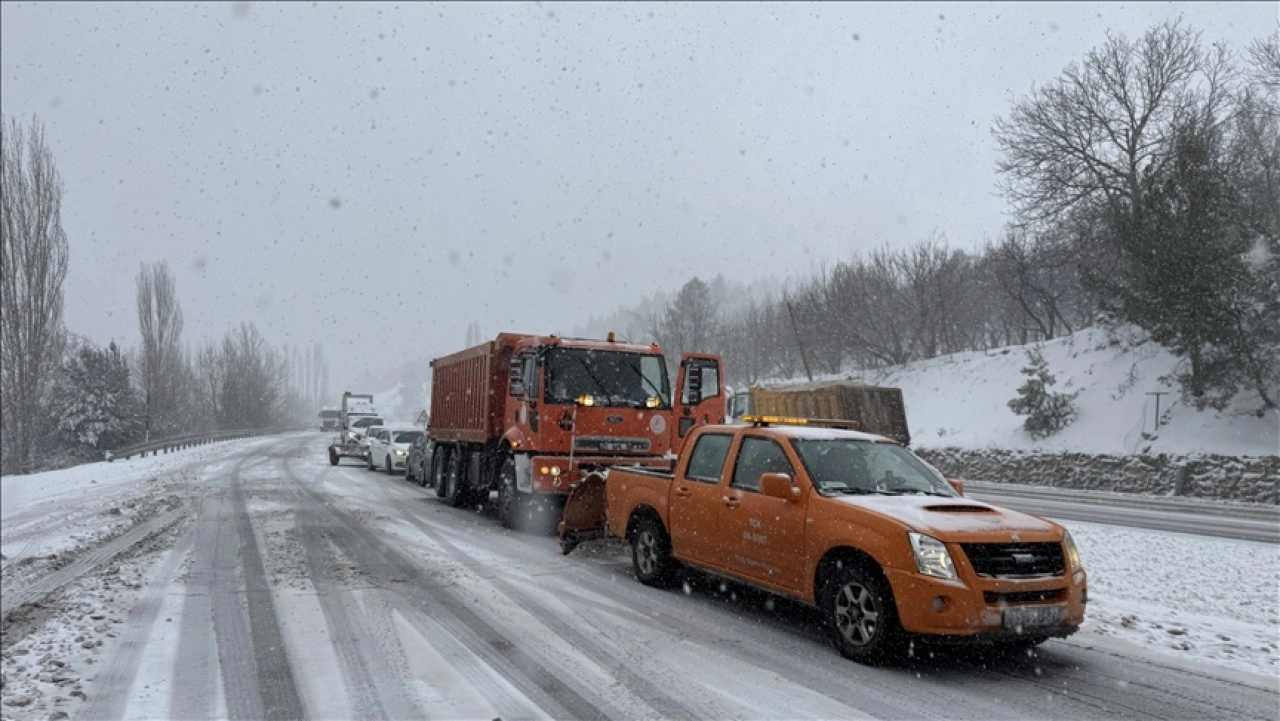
left=630, top=516, right=677, bottom=587
left=385, top=456, right=394, bottom=475
left=821, top=564, right=905, bottom=665
left=366, top=453, right=374, bottom=471
left=496, top=456, right=526, bottom=530
left=328, top=448, right=339, bottom=466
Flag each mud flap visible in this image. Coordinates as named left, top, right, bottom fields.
left=557, top=472, right=608, bottom=555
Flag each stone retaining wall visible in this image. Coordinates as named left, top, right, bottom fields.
left=913, top=448, right=1280, bottom=505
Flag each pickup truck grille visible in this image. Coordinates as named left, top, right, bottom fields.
left=572, top=437, right=651, bottom=453
left=960, top=542, right=1065, bottom=578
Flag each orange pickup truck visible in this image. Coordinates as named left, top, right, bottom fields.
left=559, top=418, right=1087, bottom=664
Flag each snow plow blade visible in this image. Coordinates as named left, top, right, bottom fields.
left=557, top=472, right=608, bottom=555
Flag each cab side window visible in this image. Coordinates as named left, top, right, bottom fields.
left=685, top=433, right=733, bottom=484
left=731, top=437, right=794, bottom=493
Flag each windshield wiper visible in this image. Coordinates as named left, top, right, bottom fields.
left=883, top=487, right=952, bottom=497
left=625, top=361, right=665, bottom=404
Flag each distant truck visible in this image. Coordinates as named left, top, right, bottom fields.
left=427, top=332, right=724, bottom=529
left=318, top=407, right=341, bottom=431
left=727, top=381, right=910, bottom=445
left=559, top=418, right=1086, bottom=664
left=327, top=392, right=385, bottom=465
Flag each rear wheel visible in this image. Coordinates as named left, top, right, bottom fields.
left=366, top=453, right=374, bottom=471
left=821, top=563, right=905, bottom=665
left=431, top=447, right=448, bottom=497
left=630, top=516, right=677, bottom=587
left=443, top=451, right=467, bottom=507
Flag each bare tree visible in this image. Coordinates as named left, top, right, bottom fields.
left=1, top=116, right=69, bottom=474
left=135, top=261, right=186, bottom=439
left=994, top=20, right=1233, bottom=228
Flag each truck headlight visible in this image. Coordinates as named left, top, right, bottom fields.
left=908, top=532, right=957, bottom=580
left=395, top=449, right=407, bottom=456
left=1062, top=529, right=1083, bottom=573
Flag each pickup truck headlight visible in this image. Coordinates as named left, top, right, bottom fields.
left=1062, top=529, right=1083, bottom=573
left=908, top=532, right=957, bottom=580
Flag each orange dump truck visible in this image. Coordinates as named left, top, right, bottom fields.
left=428, top=332, right=724, bottom=529
left=559, top=418, right=1086, bottom=664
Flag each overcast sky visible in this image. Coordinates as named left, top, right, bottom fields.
left=2, top=2, right=1274, bottom=390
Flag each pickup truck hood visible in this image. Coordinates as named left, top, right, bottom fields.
left=833, top=495, right=1060, bottom=540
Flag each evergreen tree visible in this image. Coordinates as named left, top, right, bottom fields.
left=50, top=341, right=141, bottom=455
left=1008, top=348, right=1078, bottom=439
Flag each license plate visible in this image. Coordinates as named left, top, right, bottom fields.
left=1003, top=605, right=1063, bottom=632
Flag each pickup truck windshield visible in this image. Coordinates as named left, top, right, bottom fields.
left=791, top=439, right=956, bottom=497
left=543, top=348, right=670, bottom=408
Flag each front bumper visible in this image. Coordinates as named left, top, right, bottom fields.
left=885, top=566, right=1087, bottom=639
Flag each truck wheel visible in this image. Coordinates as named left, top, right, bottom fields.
left=443, top=451, right=467, bottom=508
left=820, top=564, right=905, bottom=665
left=496, top=456, right=526, bottom=530
left=630, top=516, right=677, bottom=588
left=431, top=447, right=448, bottom=497
left=328, top=448, right=339, bottom=466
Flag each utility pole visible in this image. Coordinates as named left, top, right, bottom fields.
left=1146, top=391, right=1169, bottom=430
left=783, top=294, right=814, bottom=383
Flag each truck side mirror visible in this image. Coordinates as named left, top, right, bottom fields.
left=759, top=472, right=799, bottom=501
left=685, top=365, right=703, bottom=406
left=509, top=357, right=525, bottom=396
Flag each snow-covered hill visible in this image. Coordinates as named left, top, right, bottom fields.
left=800, top=326, right=1278, bottom=457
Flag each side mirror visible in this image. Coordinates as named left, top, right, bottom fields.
left=947, top=477, right=965, bottom=495
left=508, top=357, right=525, bottom=396
left=685, top=365, right=703, bottom=406
left=759, top=472, right=799, bottom=501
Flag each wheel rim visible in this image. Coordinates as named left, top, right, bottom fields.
left=833, top=581, right=881, bottom=647
left=636, top=530, right=658, bottom=575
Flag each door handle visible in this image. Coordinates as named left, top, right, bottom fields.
left=674, top=486, right=692, bottom=499
left=721, top=496, right=740, bottom=509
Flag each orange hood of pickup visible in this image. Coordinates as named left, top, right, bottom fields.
left=833, top=495, right=1061, bottom=540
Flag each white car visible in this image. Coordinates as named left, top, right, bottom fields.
left=367, top=426, right=425, bottom=474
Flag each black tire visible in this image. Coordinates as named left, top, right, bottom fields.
left=328, top=448, right=339, bottom=466
left=366, top=453, right=374, bottom=471
left=405, top=460, right=417, bottom=484
left=385, top=456, right=393, bottom=475
left=820, top=563, right=905, bottom=665
left=432, top=447, right=448, bottom=497
left=496, top=456, right=526, bottom=530
left=630, top=516, right=677, bottom=587
left=443, top=450, right=466, bottom=508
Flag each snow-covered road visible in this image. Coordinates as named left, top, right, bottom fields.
left=2, top=434, right=1276, bottom=720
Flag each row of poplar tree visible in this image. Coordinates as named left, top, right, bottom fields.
left=1, top=119, right=330, bottom=475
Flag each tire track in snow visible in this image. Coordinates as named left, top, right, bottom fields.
left=283, top=454, right=613, bottom=720
left=170, top=491, right=220, bottom=721
left=289, top=493, right=420, bottom=721
left=83, top=528, right=195, bottom=720
left=376, top=479, right=706, bottom=721
left=228, top=457, right=306, bottom=721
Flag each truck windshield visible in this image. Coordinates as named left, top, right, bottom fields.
left=543, top=348, right=670, bottom=408
left=319, top=410, right=340, bottom=420
left=351, top=417, right=383, bottom=429
left=790, top=439, right=956, bottom=497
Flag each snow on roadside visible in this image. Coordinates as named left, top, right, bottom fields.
left=1068, top=519, right=1280, bottom=678
left=1, top=435, right=289, bottom=522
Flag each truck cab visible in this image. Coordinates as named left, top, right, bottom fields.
left=561, top=418, right=1086, bottom=664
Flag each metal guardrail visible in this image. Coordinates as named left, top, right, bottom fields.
left=105, top=426, right=307, bottom=462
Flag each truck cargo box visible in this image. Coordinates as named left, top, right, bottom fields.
left=428, top=334, right=522, bottom=444
left=750, top=381, right=910, bottom=445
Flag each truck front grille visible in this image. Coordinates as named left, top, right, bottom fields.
left=960, top=542, right=1065, bottom=578
left=572, top=437, right=651, bottom=453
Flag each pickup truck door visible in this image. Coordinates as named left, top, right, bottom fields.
left=669, top=431, right=735, bottom=565
left=717, top=436, right=809, bottom=592
left=673, top=354, right=726, bottom=453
